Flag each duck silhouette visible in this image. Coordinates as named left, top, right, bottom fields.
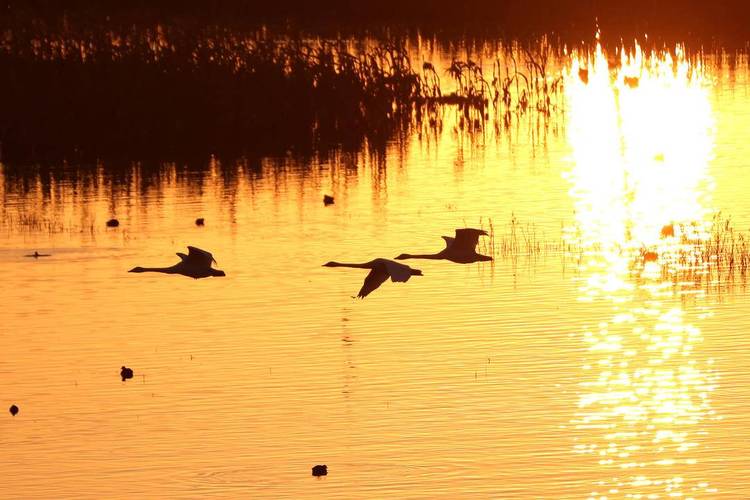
left=121, top=366, right=134, bottom=381
left=25, top=251, right=51, bottom=258
left=323, top=258, right=423, bottom=298
left=312, top=464, right=328, bottom=476
left=395, top=228, right=492, bottom=264
left=129, top=246, right=226, bottom=279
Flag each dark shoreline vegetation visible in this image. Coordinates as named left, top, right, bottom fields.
left=7, top=0, right=750, bottom=45
left=0, top=0, right=740, bottom=165
left=0, top=15, right=571, bottom=164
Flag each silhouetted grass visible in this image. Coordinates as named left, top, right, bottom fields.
left=0, top=20, right=563, bottom=162
left=474, top=213, right=750, bottom=289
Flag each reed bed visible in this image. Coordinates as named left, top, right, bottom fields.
left=0, top=21, right=565, bottom=162
left=474, top=214, right=750, bottom=287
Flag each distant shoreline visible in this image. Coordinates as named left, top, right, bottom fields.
left=5, top=1, right=750, bottom=47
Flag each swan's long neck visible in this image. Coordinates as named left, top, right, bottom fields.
left=399, top=253, right=443, bottom=260
left=327, top=262, right=371, bottom=269
left=129, top=265, right=179, bottom=274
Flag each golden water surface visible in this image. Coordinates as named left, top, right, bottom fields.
left=3, top=42, right=750, bottom=498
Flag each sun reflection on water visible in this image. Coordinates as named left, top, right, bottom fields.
left=565, top=42, right=719, bottom=498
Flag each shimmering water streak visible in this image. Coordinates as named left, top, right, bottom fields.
left=565, top=42, right=719, bottom=498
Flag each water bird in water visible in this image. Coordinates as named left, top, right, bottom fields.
left=578, top=68, right=589, bottom=84
left=25, top=251, right=51, bottom=258
left=195, top=218, right=205, bottom=226
left=312, top=465, right=328, bottom=476
left=323, top=195, right=334, bottom=206
left=395, top=228, right=492, bottom=264
left=660, top=224, right=675, bottom=238
left=9, top=404, right=18, bottom=416
left=641, top=249, right=659, bottom=262
left=121, top=366, right=134, bottom=381
left=323, top=258, right=423, bottom=298
left=106, top=218, right=120, bottom=227
left=623, top=76, right=639, bottom=88
left=129, top=246, right=226, bottom=279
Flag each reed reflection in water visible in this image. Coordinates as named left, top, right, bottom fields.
left=565, top=43, right=720, bottom=497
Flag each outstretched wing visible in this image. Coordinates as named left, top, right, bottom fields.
left=382, top=259, right=415, bottom=283
left=441, top=236, right=455, bottom=249
left=452, top=228, right=488, bottom=253
left=176, top=252, right=189, bottom=261
left=186, top=246, right=216, bottom=267
left=357, top=268, right=390, bottom=298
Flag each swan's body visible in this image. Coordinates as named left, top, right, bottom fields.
left=25, top=251, right=51, bottom=258
left=323, top=258, right=423, bottom=298
left=395, top=228, right=492, bottom=264
left=129, top=246, right=225, bottom=279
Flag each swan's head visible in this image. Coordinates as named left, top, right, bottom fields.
left=211, top=269, right=226, bottom=277
left=128, top=266, right=145, bottom=273
left=322, top=261, right=339, bottom=267
left=394, top=254, right=410, bottom=260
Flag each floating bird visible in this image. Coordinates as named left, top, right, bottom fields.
left=121, top=366, right=134, bottom=381
left=323, top=258, right=423, bottom=298
left=129, top=246, right=226, bottom=279
left=623, top=76, right=640, bottom=88
left=641, top=249, right=659, bottom=262
left=323, top=195, right=335, bottom=206
left=395, top=228, right=492, bottom=264
left=195, top=218, right=205, bottom=226
left=106, top=218, right=120, bottom=227
left=660, top=224, right=675, bottom=238
left=9, top=404, right=18, bottom=416
left=25, top=251, right=51, bottom=258
left=312, top=465, right=328, bottom=477
left=578, top=67, right=589, bottom=84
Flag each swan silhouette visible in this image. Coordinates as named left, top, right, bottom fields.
left=129, top=246, right=226, bottom=279
left=395, top=228, right=492, bottom=264
left=323, top=258, right=423, bottom=298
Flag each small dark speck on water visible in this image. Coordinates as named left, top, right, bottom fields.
left=106, top=218, right=120, bottom=227
left=195, top=218, right=205, bottom=226
left=121, top=366, right=134, bottom=381
left=312, top=464, right=328, bottom=476
left=323, top=195, right=334, bottom=206
left=9, top=404, right=19, bottom=416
